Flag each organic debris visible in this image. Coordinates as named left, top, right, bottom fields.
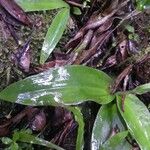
left=0, top=0, right=150, bottom=150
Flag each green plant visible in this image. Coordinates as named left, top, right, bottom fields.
left=136, top=0, right=150, bottom=10
left=12, top=0, right=149, bottom=65
left=0, top=65, right=150, bottom=150
left=125, top=25, right=139, bottom=41
left=1, top=129, right=64, bottom=150
left=15, top=0, right=70, bottom=64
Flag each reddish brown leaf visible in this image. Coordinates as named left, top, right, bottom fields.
left=111, top=65, right=133, bottom=93
left=103, top=55, right=117, bottom=69
left=32, top=59, right=67, bottom=73
left=74, top=30, right=93, bottom=52
left=128, top=40, right=139, bottom=54
left=66, top=0, right=129, bottom=50
left=0, top=0, right=32, bottom=27
left=0, top=107, right=39, bottom=136
left=29, top=110, right=46, bottom=132
left=12, top=39, right=31, bottom=72
left=74, top=30, right=111, bottom=64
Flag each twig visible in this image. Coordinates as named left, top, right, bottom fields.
left=66, top=1, right=85, bottom=8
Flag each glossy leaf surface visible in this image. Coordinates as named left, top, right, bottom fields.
left=101, top=131, right=129, bottom=150
left=129, top=83, right=150, bottom=95
left=14, top=130, right=64, bottom=150
left=40, top=8, right=70, bottom=64
left=15, top=0, right=69, bottom=12
left=117, top=94, right=150, bottom=150
left=0, top=65, right=114, bottom=106
left=91, top=103, right=126, bottom=150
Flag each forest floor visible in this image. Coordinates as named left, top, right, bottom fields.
left=0, top=0, right=150, bottom=150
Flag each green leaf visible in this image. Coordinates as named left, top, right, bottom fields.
left=69, top=107, right=84, bottom=150
left=91, top=102, right=127, bottom=150
left=12, top=130, right=20, bottom=142
left=101, top=131, right=129, bottom=150
left=117, top=94, right=150, bottom=150
left=40, top=8, right=70, bottom=64
left=15, top=0, right=69, bottom=12
left=136, top=0, right=150, bottom=10
left=0, top=65, right=114, bottom=106
left=125, top=25, right=135, bottom=33
left=129, top=83, right=150, bottom=95
left=9, top=142, right=19, bottom=150
left=73, top=7, right=82, bottom=15
left=14, top=130, right=64, bottom=150
left=1, top=137, right=12, bottom=145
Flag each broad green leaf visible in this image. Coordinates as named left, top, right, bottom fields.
left=14, top=130, right=64, bottom=150
left=91, top=103, right=127, bottom=150
left=69, top=107, right=84, bottom=150
left=0, top=65, right=114, bottom=106
left=117, top=94, right=150, bottom=150
left=15, top=0, right=69, bottom=12
left=129, top=83, right=150, bottom=95
left=101, top=131, right=129, bottom=150
left=40, top=8, right=70, bottom=64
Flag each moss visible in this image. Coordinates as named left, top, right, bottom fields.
left=0, top=10, right=59, bottom=90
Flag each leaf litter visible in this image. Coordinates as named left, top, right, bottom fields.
left=0, top=0, right=150, bottom=150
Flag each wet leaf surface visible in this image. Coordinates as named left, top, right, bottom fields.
left=91, top=102, right=127, bottom=150
left=101, top=131, right=131, bottom=150
left=40, top=8, right=70, bottom=64
left=14, top=130, right=65, bottom=150
left=117, top=94, right=150, bottom=150
left=0, top=65, right=114, bottom=106
left=0, top=0, right=150, bottom=149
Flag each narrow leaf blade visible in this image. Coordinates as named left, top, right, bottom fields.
left=117, top=94, right=150, bottom=150
left=69, top=107, right=84, bottom=150
left=130, top=83, right=150, bottom=95
left=40, top=8, right=70, bottom=64
left=15, top=0, right=69, bottom=12
left=0, top=65, right=114, bottom=106
left=15, top=130, right=64, bottom=150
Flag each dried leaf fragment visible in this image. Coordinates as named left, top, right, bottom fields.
left=0, top=0, right=32, bottom=27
